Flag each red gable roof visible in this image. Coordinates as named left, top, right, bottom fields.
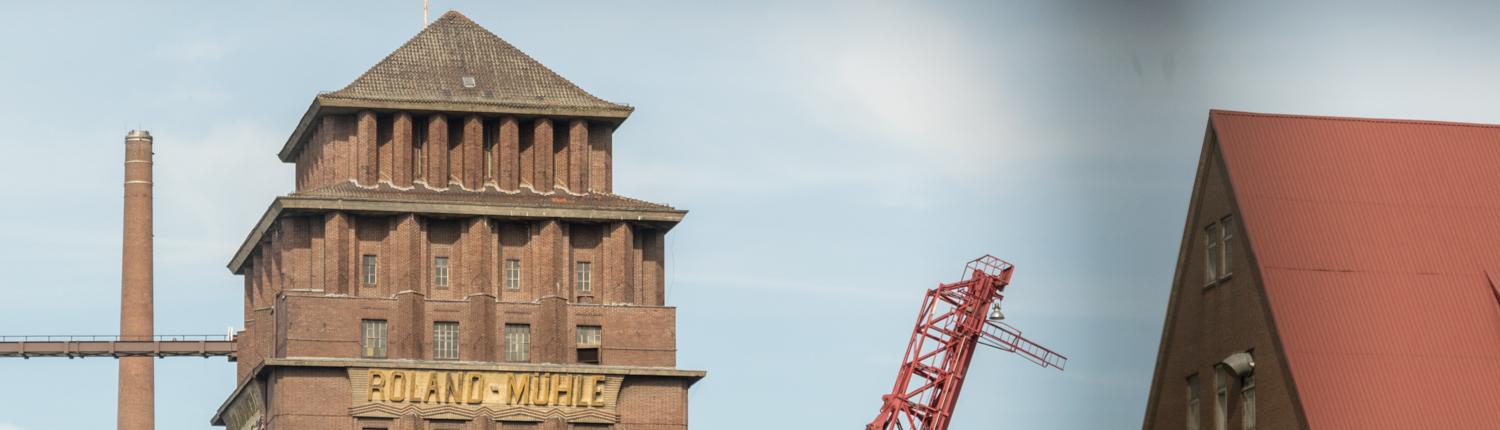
left=1211, top=110, right=1500, bottom=429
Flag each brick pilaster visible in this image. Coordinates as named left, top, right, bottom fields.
left=325, top=212, right=352, bottom=295
left=356, top=110, right=378, bottom=186
left=497, top=117, right=519, bottom=191
left=467, top=294, right=496, bottom=361
left=643, top=229, right=666, bottom=305
left=426, top=115, right=449, bottom=187
left=395, top=290, right=425, bottom=360
left=537, top=296, right=568, bottom=364
left=393, top=113, right=413, bottom=188
left=461, top=217, right=494, bottom=295
left=533, top=119, right=554, bottom=191
left=588, top=122, right=612, bottom=193
left=462, top=115, right=483, bottom=189
left=389, top=214, right=419, bottom=292
left=603, top=222, right=635, bottom=304
left=568, top=119, right=588, bottom=192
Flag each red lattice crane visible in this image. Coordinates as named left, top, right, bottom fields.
left=868, top=255, right=1067, bottom=430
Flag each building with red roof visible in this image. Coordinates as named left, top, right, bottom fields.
left=1142, top=110, right=1500, bottom=430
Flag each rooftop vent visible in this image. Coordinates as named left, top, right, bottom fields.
left=461, top=76, right=476, bottom=88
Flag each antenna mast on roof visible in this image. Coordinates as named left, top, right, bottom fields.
left=423, top=0, right=429, bottom=27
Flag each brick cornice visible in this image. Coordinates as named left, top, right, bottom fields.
left=278, top=95, right=632, bottom=162
left=227, top=197, right=684, bottom=275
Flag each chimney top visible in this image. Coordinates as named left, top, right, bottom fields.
left=125, top=130, right=152, bottom=141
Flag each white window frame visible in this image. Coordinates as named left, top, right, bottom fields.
left=1220, top=215, right=1234, bottom=278
left=1204, top=223, right=1219, bottom=285
left=505, top=324, right=530, bottom=362
left=362, top=255, right=378, bottom=286
left=414, top=121, right=427, bottom=178
left=576, top=261, right=592, bottom=295
left=1214, top=368, right=1229, bottom=430
left=577, top=325, right=602, bottom=347
left=361, top=319, right=387, bottom=358
left=434, top=257, right=450, bottom=289
left=1187, top=373, right=1200, bottom=430
left=433, top=321, right=459, bottom=360
left=1242, top=372, right=1256, bottom=430
left=504, top=259, right=521, bottom=291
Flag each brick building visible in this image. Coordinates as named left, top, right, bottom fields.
left=1141, top=110, right=1500, bottom=430
left=212, top=11, right=703, bottom=430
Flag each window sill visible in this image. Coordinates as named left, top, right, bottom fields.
left=1202, top=274, right=1234, bottom=290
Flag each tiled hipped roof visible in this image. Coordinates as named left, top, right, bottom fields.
left=1211, top=110, right=1500, bottom=429
left=323, top=11, right=630, bottom=114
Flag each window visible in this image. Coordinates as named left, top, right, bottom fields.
left=415, top=121, right=427, bottom=178
left=575, top=261, right=592, bottom=295
left=1204, top=223, right=1219, bottom=284
left=362, top=255, right=378, bottom=286
left=434, top=257, right=449, bottom=288
left=505, top=324, right=530, bottom=362
left=577, top=325, right=602, bottom=346
left=361, top=319, right=387, bottom=358
left=576, top=325, right=601, bottom=364
left=1220, top=215, right=1234, bottom=277
left=434, top=322, right=459, bottom=360
left=485, top=125, right=496, bottom=180
left=1214, top=368, right=1229, bottom=430
left=1242, top=373, right=1256, bottom=430
left=1187, top=373, right=1200, bottom=430
left=504, top=259, right=521, bottom=291
left=1205, top=215, right=1235, bottom=285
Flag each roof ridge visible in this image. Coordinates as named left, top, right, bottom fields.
left=448, top=13, right=617, bottom=108
left=329, top=12, right=448, bottom=95
left=1211, top=109, right=1500, bottom=130
left=325, top=10, right=627, bottom=112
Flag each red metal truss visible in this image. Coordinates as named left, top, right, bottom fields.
left=868, top=255, right=1066, bottom=430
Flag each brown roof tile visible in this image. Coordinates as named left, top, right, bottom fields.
left=323, top=11, right=630, bottom=114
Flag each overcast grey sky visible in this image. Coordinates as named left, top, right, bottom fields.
left=4, top=1, right=1500, bottom=429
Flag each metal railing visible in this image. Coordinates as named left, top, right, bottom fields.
left=0, top=334, right=237, bottom=359
left=0, top=334, right=232, bottom=343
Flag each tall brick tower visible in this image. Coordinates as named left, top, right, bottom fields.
left=212, top=11, right=702, bottom=430
left=121, top=129, right=154, bottom=430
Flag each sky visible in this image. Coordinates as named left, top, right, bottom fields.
left=4, top=0, right=1500, bottom=429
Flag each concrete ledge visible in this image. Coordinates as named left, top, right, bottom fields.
left=263, top=357, right=706, bottom=381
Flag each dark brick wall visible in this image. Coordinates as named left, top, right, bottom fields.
left=1143, top=137, right=1300, bottom=430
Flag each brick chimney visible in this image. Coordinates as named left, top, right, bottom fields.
left=119, top=130, right=154, bottom=430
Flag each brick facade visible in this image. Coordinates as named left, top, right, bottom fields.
left=215, top=11, right=700, bottom=430
left=1141, top=132, right=1299, bottom=430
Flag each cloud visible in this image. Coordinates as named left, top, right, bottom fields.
left=0, top=423, right=27, bottom=430
left=773, top=1, right=1045, bottom=181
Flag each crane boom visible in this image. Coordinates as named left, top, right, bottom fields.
left=867, top=255, right=1066, bottom=430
